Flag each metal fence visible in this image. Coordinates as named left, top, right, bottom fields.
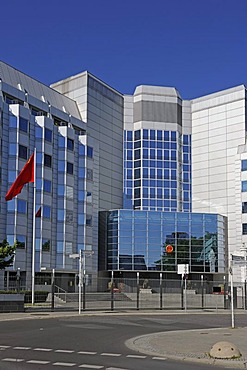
left=2, top=274, right=247, bottom=312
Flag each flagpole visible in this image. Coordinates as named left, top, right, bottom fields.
left=31, top=148, right=36, bottom=305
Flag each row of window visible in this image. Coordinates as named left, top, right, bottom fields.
left=126, top=130, right=178, bottom=142
left=10, top=115, right=93, bottom=158
left=7, top=200, right=93, bottom=225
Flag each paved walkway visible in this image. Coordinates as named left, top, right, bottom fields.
left=2, top=310, right=247, bottom=368
left=126, top=326, right=247, bottom=368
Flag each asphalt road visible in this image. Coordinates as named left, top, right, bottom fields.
left=0, top=312, right=245, bottom=370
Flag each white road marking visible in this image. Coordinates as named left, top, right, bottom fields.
left=0, top=345, right=10, bottom=349
left=78, top=351, right=97, bottom=355
left=79, top=365, right=104, bottom=369
left=13, top=346, right=31, bottom=350
left=55, top=349, right=75, bottom=353
left=152, top=356, right=167, bottom=360
left=53, top=362, right=76, bottom=366
left=126, top=354, right=147, bottom=358
left=101, top=352, right=121, bottom=357
left=34, top=347, right=53, bottom=352
left=2, top=358, right=24, bottom=362
left=27, top=360, right=50, bottom=364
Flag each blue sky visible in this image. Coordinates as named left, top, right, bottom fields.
left=1, top=0, right=247, bottom=99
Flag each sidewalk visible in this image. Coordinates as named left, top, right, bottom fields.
left=126, top=326, right=247, bottom=368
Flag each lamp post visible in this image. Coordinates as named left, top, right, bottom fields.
left=69, top=250, right=94, bottom=314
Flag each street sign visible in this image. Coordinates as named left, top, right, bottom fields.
left=177, top=264, right=189, bottom=276
left=69, top=253, right=80, bottom=259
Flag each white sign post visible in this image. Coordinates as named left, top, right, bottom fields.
left=69, top=250, right=94, bottom=314
left=177, top=264, right=189, bottom=311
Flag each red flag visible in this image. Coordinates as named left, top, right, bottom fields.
left=35, top=207, right=41, bottom=217
left=5, top=153, right=34, bottom=201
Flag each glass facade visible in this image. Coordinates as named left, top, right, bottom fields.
left=106, top=210, right=226, bottom=273
left=123, top=129, right=191, bottom=212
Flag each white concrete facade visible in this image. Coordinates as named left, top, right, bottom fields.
left=191, top=86, right=246, bottom=269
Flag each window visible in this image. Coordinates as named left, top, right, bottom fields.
left=65, top=211, right=73, bottom=224
left=87, top=146, right=93, bottom=158
left=87, top=169, right=93, bottom=181
left=67, top=138, right=74, bottom=151
left=44, top=154, right=52, bottom=167
left=42, top=239, right=50, bottom=252
left=243, top=202, right=247, bottom=213
left=242, top=160, right=247, bottom=171
left=86, top=215, right=92, bottom=226
left=43, top=205, right=51, bottom=219
left=19, top=117, right=28, bottom=132
left=16, top=235, right=26, bottom=249
left=67, top=162, right=74, bottom=175
left=45, top=128, right=52, bottom=142
left=9, top=115, right=17, bottom=128
left=86, top=191, right=92, bottom=203
left=9, top=143, right=17, bottom=155
left=19, top=144, right=27, bottom=159
left=242, top=181, right=247, bottom=192
left=79, top=144, right=85, bottom=156
left=243, top=224, right=247, bottom=235
left=17, top=199, right=27, bottom=213
left=57, top=209, right=64, bottom=221
left=66, top=185, right=73, bottom=199
left=65, top=242, right=72, bottom=255
left=44, top=179, right=52, bottom=193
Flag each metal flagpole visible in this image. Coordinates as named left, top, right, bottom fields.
left=31, top=148, right=36, bottom=305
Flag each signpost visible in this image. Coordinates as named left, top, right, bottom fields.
left=177, top=264, right=189, bottom=311
left=69, top=250, right=94, bottom=314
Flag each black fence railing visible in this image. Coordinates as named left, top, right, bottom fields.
left=1, top=276, right=247, bottom=312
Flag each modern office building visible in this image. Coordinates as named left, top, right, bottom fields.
left=190, top=86, right=247, bottom=281
left=0, top=61, right=123, bottom=291
left=123, top=86, right=192, bottom=212
left=1, top=59, right=240, bottom=291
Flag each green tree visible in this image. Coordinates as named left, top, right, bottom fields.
left=0, top=239, right=16, bottom=270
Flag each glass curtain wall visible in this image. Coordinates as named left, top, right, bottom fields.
left=123, top=129, right=191, bottom=212
left=107, top=210, right=226, bottom=273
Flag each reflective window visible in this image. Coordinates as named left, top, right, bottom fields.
left=44, top=154, right=52, bottom=167
left=87, top=146, right=93, bottom=158
left=79, top=144, right=85, bottom=156
left=67, top=138, right=74, bottom=151
left=19, top=117, right=28, bottom=132
left=16, top=235, right=26, bottom=249
left=35, top=126, right=42, bottom=138
left=242, top=160, right=247, bottom=171
left=19, top=144, right=27, bottom=159
left=44, top=179, right=52, bottom=193
left=58, top=136, right=65, bottom=147
left=57, top=210, right=64, bottom=221
left=42, top=239, right=50, bottom=252
left=67, top=162, right=74, bottom=175
left=9, top=115, right=17, bottom=128
left=17, top=199, right=26, bottom=213
left=242, top=181, right=247, bottom=192
left=43, top=205, right=51, bottom=219
left=58, top=185, right=64, bottom=196
left=57, top=241, right=64, bottom=253
left=242, top=202, right=247, bottom=213
left=9, top=143, right=17, bottom=155
left=45, top=128, right=52, bottom=142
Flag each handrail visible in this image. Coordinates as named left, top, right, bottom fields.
left=54, top=285, right=67, bottom=302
